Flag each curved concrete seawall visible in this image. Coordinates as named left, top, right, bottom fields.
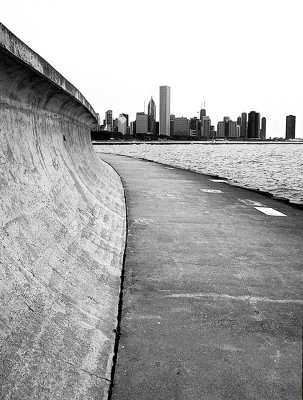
left=0, top=23, right=126, bottom=399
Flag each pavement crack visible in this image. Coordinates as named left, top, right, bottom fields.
left=239, top=273, right=260, bottom=315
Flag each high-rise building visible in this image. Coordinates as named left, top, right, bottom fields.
left=130, top=121, right=136, bottom=136
left=240, top=112, right=247, bottom=138
left=159, top=86, right=171, bottom=136
left=200, top=108, right=206, bottom=120
left=113, top=118, right=118, bottom=133
left=105, top=110, right=113, bottom=132
left=236, top=125, right=241, bottom=138
left=217, top=121, right=225, bottom=138
left=223, top=116, right=230, bottom=138
left=136, top=112, right=148, bottom=134
left=174, top=117, right=189, bottom=137
left=170, top=114, right=175, bottom=136
left=247, top=111, right=260, bottom=139
left=260, top=117, right=266, bottom=140
left=255, top=113, right=261, bottom=138
left=229, top=121, right=237, bottom=138
left=121, top=113, right=129, bottom=128
left=190, top=117, right=200, bottom=137
left=286, top=115, right=296, bottom=139
left=201, top=116, right=211, bottom=138
left=210, top=125, right=216, bottom=138
left=148, top=97, right=156, bottom=134
left=118, top=114, right=127, bottom=135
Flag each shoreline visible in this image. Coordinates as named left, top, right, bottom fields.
left=93, top=140, right=303, bottom=145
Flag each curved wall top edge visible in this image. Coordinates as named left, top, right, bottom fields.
left=0, top=22, right=98, bottom=123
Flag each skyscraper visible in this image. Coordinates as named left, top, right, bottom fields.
left=255, top=113, right=261, bottom=138
left=159, top=86, right=171, bottom=136
left=247, top=111, right=260, bottom=139
left=217, top=121, right=225, bottom=138
left=260, top=117, right=266, bottom=140
left=223, top=116, right=230, bottom=138
left=174, top=117, right=189, bottom=137
left=118, top=114, right=127, bottom=135
left=105, top=110, right=113, bottom=132
left=121, top=113, right=129, bottom=128
left=190, top=117, right=200, bottom=137
left=170, top=114, right=175, bottom=136
left=200, top=108, right=206, bottom=120
left=240, top=112, right=247, bottom=138
left=136, top=112, right=148, bottom=134
left=147, top=97, right=156, bottom=134
left=286, top=115, right=296, bottom=139
left=202, top=116, right=211, bottom=138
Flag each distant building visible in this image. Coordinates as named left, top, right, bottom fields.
left=236, top=124, right=241, bottom=138
left=105, top=110, right=113, bottom=132
left=130, top=121, right=136, bottom=135
left=247, top=111, right=260, bottom=139
left=190, top=117, right=200, bottom=137
left=217, top=121, right=225, bottom=138
left=136, top=112, right=148, bottom=134
left=255, top=113, right=261, bottom=138
left=286, top=115, right=296, bottom=139
left=240, top=112, right=247, bottom=138
left=210, top=125, right=216, bottom=138
left=174, top=117, right=189, bottom=137
left=113, top=118, right=118, bottom=133
left=260, top=117, right=266, bottom=140
left=201, top=116, right=211, bottom=138
left=223, top=116, right=230, bottom=138
left=200, top=108, right=206, bottom=120
left=121, top=113, right=129, bottom=128
left=147, top=97, right=156, bottom=134
left=229, top=121, right=237, bottom=138
left=118, top=114, right=127, bottom=135
left=96, top=113, right=101, bottom=131
left=159, top=86, right=171, bottom=136
left=170, top=114, right=175, bottom=136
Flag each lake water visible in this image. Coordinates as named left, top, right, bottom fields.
left=95, top=143, right=303, bottom=205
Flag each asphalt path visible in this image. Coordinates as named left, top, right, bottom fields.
left=99, top=153, right=303, bottom=400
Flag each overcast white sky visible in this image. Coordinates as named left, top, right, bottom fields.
left=2, top=0, right=302, bottom=137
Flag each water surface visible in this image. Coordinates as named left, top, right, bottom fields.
left=95, top=143, right=303, bottom=205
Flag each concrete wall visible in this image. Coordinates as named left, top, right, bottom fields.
left=0, top=23, right=126, bottom=399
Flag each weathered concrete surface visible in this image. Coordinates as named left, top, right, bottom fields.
left=99, top=153, right=303, bottom=400
left=0, top=24, right=126, bottom=399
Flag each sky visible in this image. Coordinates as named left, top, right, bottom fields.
left=1, top=0, right=303, bottom=137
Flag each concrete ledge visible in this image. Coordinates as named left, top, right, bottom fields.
left=0, top=23, right=126, bottom=399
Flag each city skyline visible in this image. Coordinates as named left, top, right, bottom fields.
left=1, top=0, right=302, bottom=138
left=102, top=87, right=301, bottom=140
left=101, top=87, right=298, bottom=139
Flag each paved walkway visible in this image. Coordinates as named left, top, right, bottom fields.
left=100, top=153, right=303, bottom=400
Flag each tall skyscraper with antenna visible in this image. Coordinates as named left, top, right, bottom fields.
left=200, top=101, right=206, bottom=120
left=159, top=86, right=171, bottom=136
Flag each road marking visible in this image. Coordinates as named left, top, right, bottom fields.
left=164, top=167, right=174, bottom=169
left=200, top=189, right=223, bottom=193
left=209, top=179, right=228, bottom=183
left=164, top=293, right=303, bottom=304
left=254, top=207, right=287, bottom=216
left=238, top=199, right=265, bottom=206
